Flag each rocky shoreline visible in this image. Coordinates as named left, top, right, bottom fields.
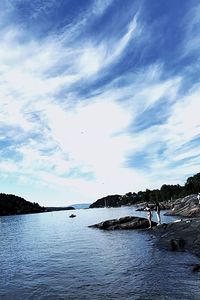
left=153, top=218, right=200, bottom=258
left=164, top=194, right=200, bottom=217
left=89, top=214, right=200, bottom=260
left=134, top=194, right=200, bottom=218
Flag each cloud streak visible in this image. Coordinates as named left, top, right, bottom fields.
left=0, top=0, right=200, bottom=205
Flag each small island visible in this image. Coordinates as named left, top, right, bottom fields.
left=46, top=206, right=75, bottom=212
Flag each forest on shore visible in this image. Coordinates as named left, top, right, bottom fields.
left=0, top=193, right=45, bottom=216
left=1, top=172, right=200, bottom=214
left=90, top=172, right=200, bottom=208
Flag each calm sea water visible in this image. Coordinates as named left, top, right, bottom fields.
left=0, top=207, right=200, bottom=300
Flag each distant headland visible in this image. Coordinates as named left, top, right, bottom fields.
left=0, top=193, right=46, bottom=216
left=0, top=193, right=87, bottom=216
left=0, top=172, right=199, bottom=216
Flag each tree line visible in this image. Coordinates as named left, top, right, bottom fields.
left=90, top=172, right=200, bottom=208
left=0, top=193, right=45, bottom=216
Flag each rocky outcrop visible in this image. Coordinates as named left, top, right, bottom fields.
left=153, top=218, right=200, bottom=257
left=89, top=213, right=200, bottom=258
left=165, top=194, right=200, bottom=217
left=89, top=216, right=157, bottom=230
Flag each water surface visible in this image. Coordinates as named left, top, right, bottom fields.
left=0, top=207, right=200, bottom=299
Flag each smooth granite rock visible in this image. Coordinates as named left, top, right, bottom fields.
left=165, top=194, right=200, bottom=218
left=89, top=216, right=157, bottom=230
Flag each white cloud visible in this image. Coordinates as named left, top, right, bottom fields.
left=39, top=98, right=132, bottom=173
left=79, top=44, right=106, bottom=76
left=128, top=85, right=200, bottom=185
left=183, top=3, right=200, bottom=55
left=107, top=15, right=138, bottom=62
left=78, top=14, right=138, bottom=77
left=92, top=0, right=113, bottom=15
left=0, top=2, right=200, bottom=206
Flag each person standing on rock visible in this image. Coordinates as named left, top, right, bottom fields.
left=197, top=193, right=200, bottom=205
left=145, top=204, right=152, bottom=229
left=155, top=201, right=161, bottom=225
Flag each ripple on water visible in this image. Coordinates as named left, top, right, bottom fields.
left=0, top=208, right=200, bottom=300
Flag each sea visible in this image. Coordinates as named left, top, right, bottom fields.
left=0, top=206, right=200, bottom=300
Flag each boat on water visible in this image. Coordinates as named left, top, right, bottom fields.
left=69, top=214, right=76, bottom=218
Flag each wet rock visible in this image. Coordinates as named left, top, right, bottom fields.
left=153, top=218, right=200, bottom=257
left=170, top=239, right=178, bottom=251
left=169, top=238, right=186, bottom=251
left=178, top=238, right=186, bottom=248
left=192, top=264, right=200, bottom=272
left=89, top=216, right=157, bottom=230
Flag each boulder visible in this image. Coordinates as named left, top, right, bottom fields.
left=152, top=218, right=200, bottom=257
left=192, top=264, right=200, bottom=272
left=89, top=216, right=157, bottom=230
left=165, top=194, right=200, bottom=217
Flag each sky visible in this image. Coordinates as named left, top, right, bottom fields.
left=0, top=0, right=200, bottom=207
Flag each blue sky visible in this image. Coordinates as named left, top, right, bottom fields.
left=0, top=0, right=200, bottom=206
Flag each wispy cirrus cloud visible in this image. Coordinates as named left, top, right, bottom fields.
left=0, top=0, right=200, bottom=205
